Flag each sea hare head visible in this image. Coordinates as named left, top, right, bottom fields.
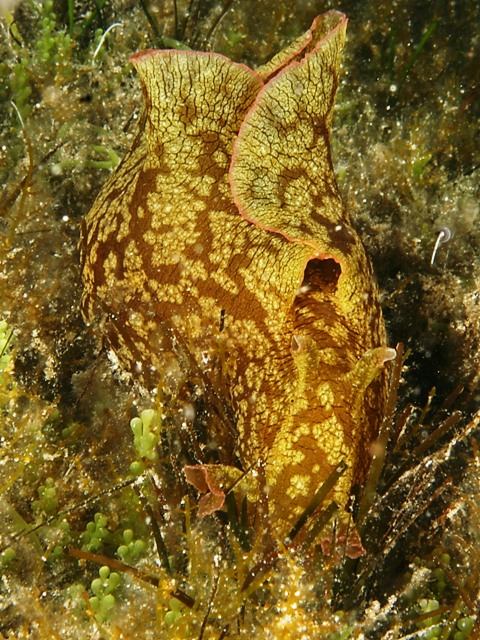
left=80, top=11, right=391, bottom=542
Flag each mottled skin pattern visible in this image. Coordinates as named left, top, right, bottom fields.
left=80, top=12, right=392, bottom=539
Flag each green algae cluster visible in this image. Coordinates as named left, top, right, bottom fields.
left=0, top=0, right=479, bottom=638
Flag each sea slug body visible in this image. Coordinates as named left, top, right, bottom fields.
left=80, top=11, right=393, bottom=544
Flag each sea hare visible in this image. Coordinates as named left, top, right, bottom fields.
left=80, top=11, right=394, bottom=543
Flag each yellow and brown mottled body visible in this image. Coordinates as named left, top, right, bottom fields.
left=80, top=12, right=392, bottom=539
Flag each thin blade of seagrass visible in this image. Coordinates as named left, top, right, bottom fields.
left=154, top=316, right=238, bottom=452
left=198, top=570, right=220, bottom=640
left=240, top=545, right=278, bottom=594
left=69, top=548, right=160, bottom=587
left=350, top=411, right=480, bottom=606
left=0, top=476, right=137, bottom=553
left=357, top=343, right=404, bottom=525
left=411, top=411, right=462, bottom=458
left=286, top=460, right=347, bottom=544
left=225, top=491, right=250, bottom=550
left=299, top=501, right=339, bottom=556
left=134, top=476, right=172, bottom=574
left=170, top=588, right=195, bottom=609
